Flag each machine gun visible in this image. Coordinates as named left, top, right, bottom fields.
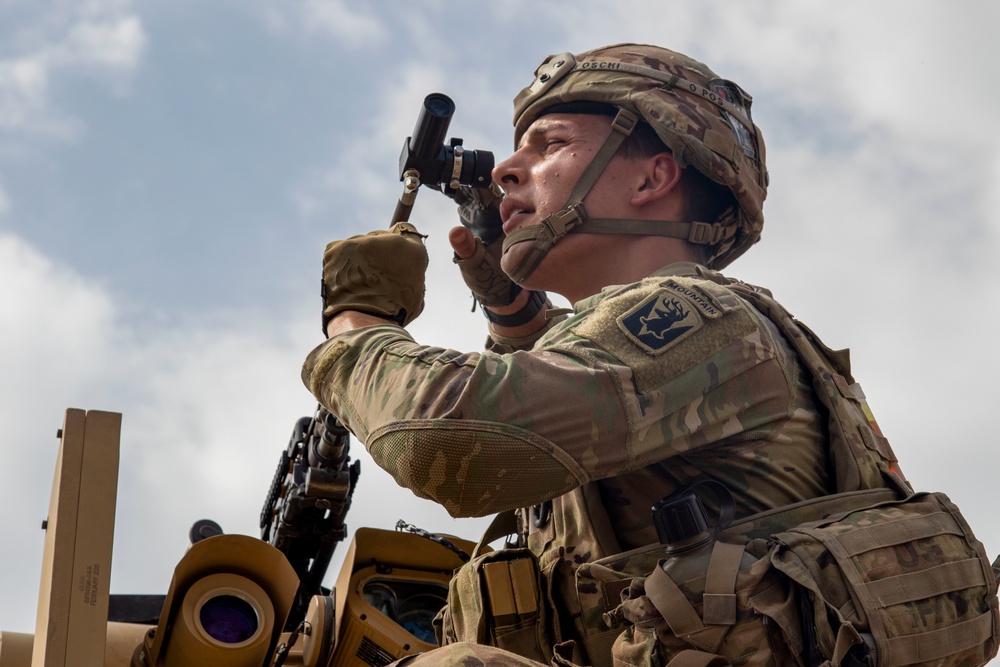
left=260, top=405, right=360, bottom=631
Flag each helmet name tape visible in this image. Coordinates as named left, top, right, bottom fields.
left=578, top=61, right=623, bottom=70
left=568, top=61, right=756, bottom=136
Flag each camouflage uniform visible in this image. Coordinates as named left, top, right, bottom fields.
left=306, top=42, right=999, bottom=667
left=302, top=261, right=831, bottom=666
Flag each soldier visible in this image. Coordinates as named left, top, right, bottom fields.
left=303, top=44, right=884, bottom=666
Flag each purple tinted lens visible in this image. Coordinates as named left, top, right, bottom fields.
left=199, top=595, right=258, bottom=643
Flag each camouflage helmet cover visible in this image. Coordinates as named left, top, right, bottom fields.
left=512, top=43, right=768, bottom=268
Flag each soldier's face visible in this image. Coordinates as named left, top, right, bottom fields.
left=493, top=113, right=639, bottom=297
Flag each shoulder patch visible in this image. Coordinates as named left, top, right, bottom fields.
left=618, top=283, right=715, bottom=355
left=573, top=276, right=759, bottom=392
left=662, top=279, right=726, bottom=317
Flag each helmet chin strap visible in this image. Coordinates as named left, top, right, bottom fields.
left=501, top=108, right=726, bottom=284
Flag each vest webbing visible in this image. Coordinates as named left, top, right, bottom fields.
left=580, top=269, right=918, bottom=665
left=786, top=492, right=997, bottom=666
left=489, top=271, right=915, bottom=667
left=704, top=269, right=910, bottom=496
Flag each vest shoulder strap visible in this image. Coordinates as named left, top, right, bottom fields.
left=696, top=267, right=910, bottom=495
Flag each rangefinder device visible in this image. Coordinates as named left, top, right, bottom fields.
left=398, top=92, right=494, bottom=194
left=391, top=92, right=495, bottom=224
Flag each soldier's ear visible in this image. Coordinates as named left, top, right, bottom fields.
left=631, top=153, right=683, bottom=207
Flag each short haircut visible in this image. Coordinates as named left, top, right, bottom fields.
left=620, top=122, right=736, bottom=224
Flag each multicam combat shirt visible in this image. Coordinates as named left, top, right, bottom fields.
left=302, top=262, right=829, bottom=553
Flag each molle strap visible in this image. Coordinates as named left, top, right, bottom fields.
left=646, top=564, right=729, bottom=654
left=843, top=531, right=996, bottom=667
left=702, top=542, right=746, bottom=625
left=862, top=558, right=987, bottom=609
left=883, top=614, right=995, bottom=667
left=646, top=565, right=706, bottom=637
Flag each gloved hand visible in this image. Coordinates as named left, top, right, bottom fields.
left=448, top=183, right=521, bottom=309
left=450, top=226, right=521, bottom=308
left=321, top=222, right=428, bottom=333
left=451, top=181, right=505, bottom=247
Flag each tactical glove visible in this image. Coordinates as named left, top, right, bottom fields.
left=449, top=182, right=522, bottom=307
left=451, top=181, right=504, bottom=247
left=321, top=222, right=428, bottom=332
left=452, top=233, right=520, bottom=308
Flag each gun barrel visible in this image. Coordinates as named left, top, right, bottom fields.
left=260, top=405, right=358, bottom=630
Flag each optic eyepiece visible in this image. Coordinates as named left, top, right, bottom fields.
left=398, top=92, right=494, bottom=194
left=422, top=93, right=455, bottom=118
left=409, top=94, right=455, bottom=162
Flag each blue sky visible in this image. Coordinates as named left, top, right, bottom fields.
left=1, top=0, right=998, bottom=638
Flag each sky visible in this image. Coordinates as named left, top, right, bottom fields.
left=1, top=0, right=998, bottom=643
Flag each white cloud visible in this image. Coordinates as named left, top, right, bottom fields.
left=0, top=1, right=145, bottom=136
left=60, top=15, right=145, bottom=72
left=0, top=56, right=66, bottom=135
left=250, top=0, right=387, bottom=48
left=0, top=229, right=492, bottom=632
left=291, top=61, right=450, bottom=220
left=0, top=232, right=118, bottom=386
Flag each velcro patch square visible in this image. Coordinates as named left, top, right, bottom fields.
left=618, top=289, right=705, bottom=355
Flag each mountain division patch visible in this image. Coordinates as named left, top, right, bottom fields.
left=618, top=288, right=706, bottom=355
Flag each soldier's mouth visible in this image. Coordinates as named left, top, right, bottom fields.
left=500, top=200, right=534, bottom=233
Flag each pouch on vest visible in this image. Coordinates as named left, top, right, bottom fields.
left=436, top=510, right=556, bottom=664
left=698, top=270, right=1000, bottom=663
left=438, top=547, right=554, bottom=663
left=608, top=481, right=804, bottom=667
left=770, top=491, right=1000, bottom=667
left=605, top=487, right=1000, bottom=667
left=610, top=540, right=804, bottom=667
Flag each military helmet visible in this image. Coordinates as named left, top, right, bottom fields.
left=511, top=43, right=768, bottom=269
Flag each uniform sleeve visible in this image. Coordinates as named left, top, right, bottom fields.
left=301, top=277, right=797, bottom=517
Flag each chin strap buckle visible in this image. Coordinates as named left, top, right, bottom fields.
left=542, top=203, right=588, bottom=245
left=688, top=221, right=725, bottom=245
